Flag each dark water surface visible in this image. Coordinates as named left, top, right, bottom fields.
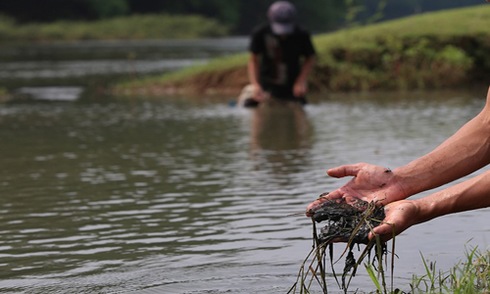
left=0, top=38, right=248, bottom=94
left=0, top=89, right=489, bottom=293
left=0, top=39, right=489, bottom=293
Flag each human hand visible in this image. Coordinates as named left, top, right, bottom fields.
left=368, top=200, right=419, bottom=242
left=293, top=81, right=307, bottom=98
left=252, top=84, right=268, bottom=102
left=306, top=163, right=406, bottom=216
left=311, top=197, right=385, bottom=244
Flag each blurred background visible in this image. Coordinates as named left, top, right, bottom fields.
left=0, top=1, right=489, bottom=293
left=0, top=0, right=485, bottom=34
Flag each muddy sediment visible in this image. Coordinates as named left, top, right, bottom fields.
left=311, top=197, right=385, bottom=245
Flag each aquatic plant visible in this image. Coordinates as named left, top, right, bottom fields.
left=288, top=198, right=394, bottom=294
left=289, top=192, right=489, bottom=294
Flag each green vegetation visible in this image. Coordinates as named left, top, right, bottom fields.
left=0, top=14, right=228, bottom=43
left=0, top=0, right=346, bottom=35
left=410, top=248, right=489, bottom=294
left=113, top=5, right=490, bottom=96
left=0, top=0, right=483, bottom=35
left=312, top=4, right=490, bottom=91
left=365, top=248, right=490, bottom=293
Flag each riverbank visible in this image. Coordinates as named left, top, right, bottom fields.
left=0, top=14, right=228, bottom=43
left=112, top=5, right=490, bottom=98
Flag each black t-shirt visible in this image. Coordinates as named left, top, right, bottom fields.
left=249, top=23, right=316, bottom=99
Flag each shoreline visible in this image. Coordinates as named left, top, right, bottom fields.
left=111, top=5, right=490, bottom=99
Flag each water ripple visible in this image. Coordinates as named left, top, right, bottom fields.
left=0, top=92, right=488, bottom=293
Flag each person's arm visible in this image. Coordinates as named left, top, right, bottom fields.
left=307, top=86, right=490, bottom=214
left=248, top=53, right=266, bottom=101
left=371, top=169, right=490, bottom=241
left=293, top=55, right=315, bottom=98
left=393, top=89, right=490, bottom=197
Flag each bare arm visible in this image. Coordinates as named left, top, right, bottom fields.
left=307, top=86, right=490, bottom=214
left=248, top=53, right=266, bottom=101
left=394, top=86, right=490, bottom=197
left=371, top=169, right=490, bottom=241
left=293, top=55, right=315, bottom=98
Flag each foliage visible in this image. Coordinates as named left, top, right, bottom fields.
left=410, top=248, right=490, bottom=294
left=363, top=247, right=490, bottom=294
left=0, top=0, right=347, bottom=34
left=308, top=4, right=490, bottom=90
left=129, top=1, right=241, bottom=29
left=1, top=0, right=484, bottom=35
left=0, top=14, right=229, bottom=43
left=88, top=0, right=129, bottom=18
left=323, top=37, right=475, bottom=91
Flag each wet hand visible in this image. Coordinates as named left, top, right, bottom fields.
left=306, top=163, right=405, bottom=216
left=252, top=85, right=267, bottom=102
left=368, top=200, right=419, bottom=242
left=293, top=81, right=307, bottom=98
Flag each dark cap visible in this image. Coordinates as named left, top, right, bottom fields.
left=267, top=1, right=296, bottom=35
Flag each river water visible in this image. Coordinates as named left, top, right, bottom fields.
left=0, top=39, right=489, bottom=293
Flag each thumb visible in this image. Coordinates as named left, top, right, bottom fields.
left=369, top=222, right=396, bottom=241
left=327, top=163, right=362, bottom=178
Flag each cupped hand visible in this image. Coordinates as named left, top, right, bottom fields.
left=368, top=199, right=419, bottom=242
left=306, top=163, right=406, bottom=216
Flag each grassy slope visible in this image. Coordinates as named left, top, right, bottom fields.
left=114, top=4, right=490, bottom=96
left=316, top=4, right=490, bottom=47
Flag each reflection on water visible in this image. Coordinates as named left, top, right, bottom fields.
left=0, top=59, right=201, bottom=79
left=0, top=90, right=489, bottom=293
left=249, top=102, right=313, bottom=178
left=0, top=38, right=249, bottom=62
left=250, top=102, right=312, bottom=151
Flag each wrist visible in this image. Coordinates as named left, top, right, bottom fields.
left=392, top=165, right=427, bottom=200
left=411, top=196, right=437, bottom=225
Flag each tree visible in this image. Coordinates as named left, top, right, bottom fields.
left=0, top=0, right=129, bottom=22
left=88, top=0, right=129, bottom=18
left=0, top=0, right=484, bottom=34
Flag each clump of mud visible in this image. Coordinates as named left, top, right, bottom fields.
left=289, top=194, right=391, bottom=294
left=311, top=194, right=385, bottom=244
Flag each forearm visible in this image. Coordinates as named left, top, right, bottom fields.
left=394, top=103, right=490, bottom=198
left=414, top=170, right=490, bottom=224
left=370, top=170, right=490, bottom=241
left=248, top=54, right=261, bottom=87
left=295, top=55, right=315, bottom=85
